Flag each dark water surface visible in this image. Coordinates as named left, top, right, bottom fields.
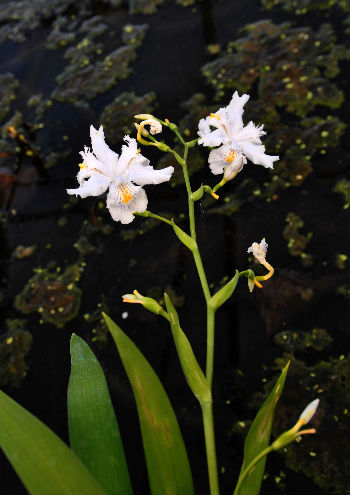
left=0, top=0, right=349, bottom=494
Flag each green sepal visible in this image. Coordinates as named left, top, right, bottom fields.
left=171, top=220, right=197, bottom=251
left=103, top=313, right=195, bottom=495
left=0, top=390, right=106, bottom=495
left=164, top=293, right=211, bottom=405
left=235, top=361, right=290, bottom=495
left=209, top=270, right=239, bottom=310
left=68, top=334, right=132, bottom=495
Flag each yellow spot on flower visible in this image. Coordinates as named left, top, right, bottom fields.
left=119, top=184, right=133, bottom=204
left=225, top=150, right=237, bottom=163
left=79, top=162, right=87, bottom=169
left=210, top=113, right=220, bottom=120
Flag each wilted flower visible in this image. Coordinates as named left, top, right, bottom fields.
left=198, top=91, right=279, bottom=179
left=247, top=238, right=274, bottom=291
left=247, top=238, right=268, bottom=264
left=67, top=126, right=174, bottom=224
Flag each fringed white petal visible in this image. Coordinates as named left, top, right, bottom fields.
left=225, top=91, right=250, bottom=137
left=90, top=125, right=119, bottom=171
left=67, top=172, right=111, bottom=198
left=80, top=146, right=112, bottom=177
left=116, top=135, right=147, bottom=176
left=236, top=121, right=265, bottom=145
left=129, top=164, right=174, bottom=186
left=107, top=183, right=148, bottom=224
left=239, top=140, right=279, bottom=169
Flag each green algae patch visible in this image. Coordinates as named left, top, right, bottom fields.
left=52, top=45, right=137, bottom=104
left=15, top=264, right=83, bottom=328
left=261, top=0, right=349, bottom=15
left=283, top=212, right=313, bottom=266
left=333, top=178, right=350, bottom=210
left=274, top=328, right=332, bottom=353
left=129, top=0, right=164, bottom=14
left=202, top=21, right=347, bottom=113
left=122, top=23, right=149, bottom=46
left=0, top=319, right=32, bottom=387
left=0, top=73, right=19, bottom=124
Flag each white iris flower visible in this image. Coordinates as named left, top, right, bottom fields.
left=67, top=126, right=174, bottom=224
left=198, top=91, right=279, bottom=179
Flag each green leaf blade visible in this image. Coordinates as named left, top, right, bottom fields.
left=164, top=293, right=211, bottom=405
left=68, top=333, right=132, bottom=495
left=0, top=390, right=106, bottom=495
left=236, top=361, right=290, bottom=495
left=103, top=313, right=194, bottom=495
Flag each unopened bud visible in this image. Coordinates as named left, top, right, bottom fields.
left=122, top=290, right=164, bottom=315
left=299, top=399, right=320, bottom=425
left=134, top=113, right=155, bottom=120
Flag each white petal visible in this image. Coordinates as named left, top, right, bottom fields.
left=198, top=116, right=228, bottom=147
left=106, top=183, right=148, bottom=224
left=67, top=172, right=111, bottom=198
left=208, top=144, right=233, bottom=175
left=129, top=164, right=174, bottom=186
left=240, top=140, right=279, bottom=169
left=236, top=121, right=265, bottom=145
left=226, top=91, right=250, bottom=137
left=116, top=135, right=145, bottom=176
left=77, top=166, right=92, bottom=185
left=90, top=125, right=119, bottom=169
left=208, top=145, right=245, bottom=177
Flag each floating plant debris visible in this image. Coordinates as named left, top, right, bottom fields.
left=15, top=264, right=83, bottom=328
left=12, top=245, right=37, bottom=260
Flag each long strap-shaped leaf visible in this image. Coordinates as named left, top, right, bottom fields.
left=68, top=333, right=132, bottom=495
left=0, top=390, right=106, bottom=495
left=103, top=313, right=194, bottom=495
left=235, top=362, right=290, bottom=495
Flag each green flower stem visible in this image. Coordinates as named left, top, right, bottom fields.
left=202, top=401, right=220, bottom=495
left=206, top=306, right=216, bottom=388
left=233, top=446, right=273, bottom=495
left=212, top=179, right=226, bottom=193
left=134, top=211, right=173, bottom=226
left=180, top=142, right=219, bottom=495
